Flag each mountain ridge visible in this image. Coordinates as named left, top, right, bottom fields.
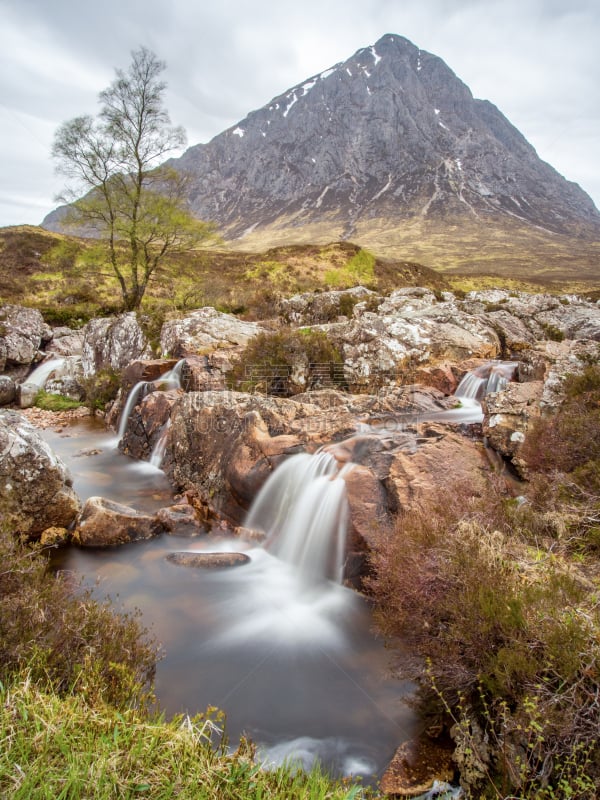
left=44, top=33, right=600, bottom=277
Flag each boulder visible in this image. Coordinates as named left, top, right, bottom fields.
left=380, top=735, right=455, bottom=796
left=118, top=388, right=182, bottom=460
left=482, top=382, right=543, bottom=466
left=81, top=313, right=151, bottom=377
left=165, top=551, right=250, bottom=569
left=159, top=307, right=263, bottom=357
left=279, top=286, right=379, bottom=325
left=462, top=290, right=600, bottom=346
left=384, top=424, right=490, bottom=515
left=157, top=503, right=207, bottom=536
left=0, top=410, right=80, bottom=538
left=46, top=327, right=84, bottom=357
left=0, top=375, right=16, bottom=406
left=323, top=288, right=501, bottom=389
left=105, top=358, right=179, bottom=431
left=166, top=391, right=307, bottom=522
left=73, top=496, right=165, bottom=546
left=17, top=382, right=39, bottom=409
left=44, top=376, right=85, bottom=402
left=0, top=304, right=51, bottom=369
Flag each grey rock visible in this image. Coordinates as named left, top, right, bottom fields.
left=17, top=382, right=38, bottom=409
left=166, top=551, right=250, bottom=569
left=0, top=410, right=81, bottom=537
left=0, top=305, right=48, bottom=367
left=46, top=329, right=84, bottom=357
left=81, top=313, right=151, bottom=377
left=159, top=307, right=263, bottom=358
left=0, top=375, right=16, bottom=406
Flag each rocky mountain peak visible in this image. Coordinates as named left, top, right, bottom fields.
left=167, top=34, right=598, bottom=246
left=44, top=34, right=600, bottom=275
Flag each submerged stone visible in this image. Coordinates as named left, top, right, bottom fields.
left=165, top=551, right=250, bottom=569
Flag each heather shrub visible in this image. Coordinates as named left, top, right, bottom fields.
left=229, top=328, right=344, bottom=395
left=366, top=483, right=600, bottom=797
left=0, top=527, right=157, bottom=710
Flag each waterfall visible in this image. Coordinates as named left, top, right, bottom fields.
left=117, top=381, right=149, bottom=439
left=149, top=419, right=171, bottom=469
left=159, top=358, right=186, bottom=389
left=117, top=361, right=185, bottom=443
left=455, top=361, right=517, bottom=401
left=245, top=451, right=351, bottom=584
left=26, top=357, right=67, bottom=388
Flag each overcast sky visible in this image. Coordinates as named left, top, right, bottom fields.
left=1, top=0, right=599, bottom=228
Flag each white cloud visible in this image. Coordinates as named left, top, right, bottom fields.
left=0, top=0, right=599, bottom=226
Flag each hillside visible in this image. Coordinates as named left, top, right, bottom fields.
left=0, top=227, right=454, bottom=324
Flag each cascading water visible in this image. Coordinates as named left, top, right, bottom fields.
left=26, top=357, right=67, bottom=388
left=159, top=358, right=186, bottom=389
left=149, top=419, right=171, bottom=468
left=245, top=451, right=351, bottom=584
left=117, top=360, right=186, bottom=443
left=117, top=380, right=149, bottom=439
left=420, top=360, right=518, bottom=425
left=455, top=361, right=518, bottom=401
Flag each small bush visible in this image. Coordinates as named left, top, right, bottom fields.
left=81, top=368, right=121, bottom=411
left=324, top=249, right=376, bottom=289
left=230, top=328, right=344, bottom=395
left=541, top=322, right=565, bottom=342
left=0, top=528, right=157, bottom=710
left=366, top=482, right=600, bottom=797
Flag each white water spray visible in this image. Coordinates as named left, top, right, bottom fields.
left=149, top=419, right=171, bottom=469
left=26, top=357, right=67, bottom=388
left=245, top=451, right=351, bottom=584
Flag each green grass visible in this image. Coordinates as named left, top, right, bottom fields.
left=34, top=390, right=84, bottom=411
left=0, top=228, right=448, bottom=326
left=0, top=681, right=367, bottom=800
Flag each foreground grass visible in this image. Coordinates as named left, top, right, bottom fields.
left=0, top=527, right=366, bottom=799
left=0, top=680, right=364, bottom=800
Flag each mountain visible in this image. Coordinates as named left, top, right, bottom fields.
left=44, top=34, right=600, bottom=278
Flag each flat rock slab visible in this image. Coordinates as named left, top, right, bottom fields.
left=380, top=735, right=455, bottom=796
left=166, top=551, right=251, bottom=569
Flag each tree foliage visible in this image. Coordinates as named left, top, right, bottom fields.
left=52, top=47, right=216, bottom=311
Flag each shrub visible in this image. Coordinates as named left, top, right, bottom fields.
left=229, top=328, right=344, bottom=395
left=0, top=527, right=157, bottom=710
left=324, top=249, right=376, bottom=289
left=540, top=322, right=565, bottom=342
left=366, top=482, right=600, bottom=797
left=81, top=368, right=121, bottom=411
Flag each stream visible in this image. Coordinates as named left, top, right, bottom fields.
left=43, top=418, right=417, bottom=782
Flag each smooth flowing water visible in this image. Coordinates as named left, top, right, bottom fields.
left=26, top=356, right=67, bottom=388
left=45, top=419, right=417, bottom=781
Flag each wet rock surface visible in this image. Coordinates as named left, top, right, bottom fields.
left=74, top=496, right=165, bottom=546
left=380, top=735, right=455, bottom=796
left=165, top=551, right=251, bottom=569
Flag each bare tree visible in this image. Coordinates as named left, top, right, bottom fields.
left=53, top=47, right=215, bottom=311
